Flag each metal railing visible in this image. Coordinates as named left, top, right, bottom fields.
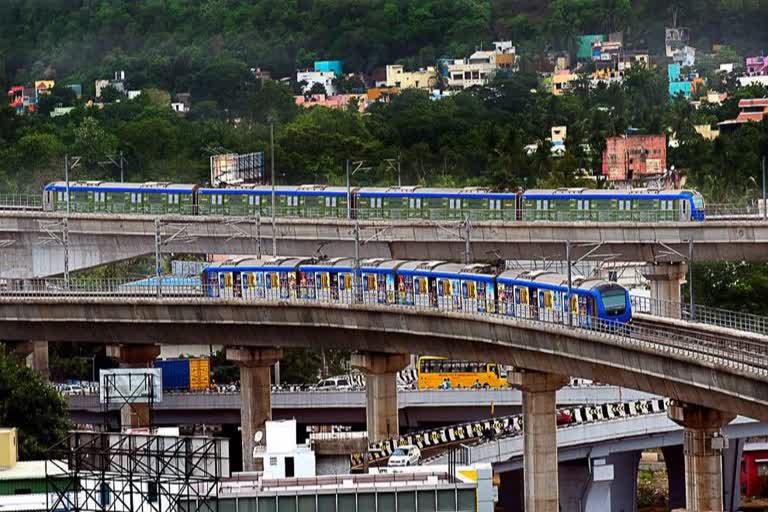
left=0, top=194, right=42, bottom=210
left=631, top=295, right=768, bottom=337
left=2, top=277, right=767, bottom=377
left=6, top=199, right=760, bottom=222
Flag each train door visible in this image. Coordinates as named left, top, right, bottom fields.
left=278, top=272, right=290, bottom=299
left=396, top=275, right=412, bottom=305
left=413, top=276, right=429, bottom=307
left=264, top=271, right=278, bottom=300
left=222, top=272, right=233, bottom=299
left=436, top=278, right=449, bottom=310
left=476, top=281, right=487, bottom=313
left=514, top=286, right=529, bottom=318
left=232, top=272, right=242, bottom=298
left=329, top=273, right=339, bottom=301
left=530, top=287, right=540, bottom=318
left=462, top=280, right=476, bottom=312
left=680, top=198, right=690, bottom=221
left=362, top=273, right=377, bottom=304
left=208, top=272, right=219, bottom=298
left=337, top=272, right=353, bottom=302
left=498, top=283, right=513, bottom=316
left=428, top=277, right=438, bottom=308
left=376, top=273, right=387, bottom=304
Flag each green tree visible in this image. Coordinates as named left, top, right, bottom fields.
left=0, top=351, right=71, bottom=459
left=72, top=117, right=119, bottom=170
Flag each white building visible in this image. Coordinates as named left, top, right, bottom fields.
left=446, top=51, right=497, bottom=89
left=253, top=419, right=316, bottom=479
left=296, top=70, right=337, bottom=95
left=738, top=75, right=768, bottom=87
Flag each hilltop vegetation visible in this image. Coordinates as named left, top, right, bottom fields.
left=2, top=1, right=768, bottom=104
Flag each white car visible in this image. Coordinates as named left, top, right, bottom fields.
left=314, top=376, right=353, bottom=391
left=388, top=445, right=421, bottom=467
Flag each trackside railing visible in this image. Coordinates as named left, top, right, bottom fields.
left=2, top=278, right=767, bottom=377
left=6, top=198, right=767, bottom=222
left=631, top=295, right=768, bottom=337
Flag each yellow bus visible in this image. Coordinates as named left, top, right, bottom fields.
left=417, top=357, right=508, bottom=389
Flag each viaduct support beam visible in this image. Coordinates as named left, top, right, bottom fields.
left=227, top=347, right=282, bottom=472
left=107, top=344, right=160, bottom=430
left=641, top=262, right=687, bottom=318
left=510, top=369, right=569, bottom=512
left=7, top=341, right=49, bottom=379
left=351, top=352, right=409, bottom=443
left=668, top=401, right=736, bottom=512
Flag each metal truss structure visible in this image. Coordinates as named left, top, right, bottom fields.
left=46, top=430, right=229, bottom=512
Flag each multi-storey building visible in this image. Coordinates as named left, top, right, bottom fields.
left=746, top=55, right=768, bottom=76
left=384, top=65, right=436, bottom=90
left=602, top=134, right=666, bottom=182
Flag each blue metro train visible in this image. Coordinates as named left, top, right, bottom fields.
left=202, top=257, right=632, bottom=327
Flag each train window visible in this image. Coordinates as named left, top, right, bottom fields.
left=466, top=281, right=476, bottom=299
left=131, top=193, right=136, bottom=203
left=544, top=291, right=553, bottom=309
left=618, top=200, right=632, bottom=210
left=442, top=280, right=451, bottom=296
left=367, top=275, right=376, bottom=290
left=577, top=200, right=590, bottom=210
left=417, top=278, right=427, bottom=294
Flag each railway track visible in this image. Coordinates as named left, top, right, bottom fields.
left=631, top=317, right=768, bottom=371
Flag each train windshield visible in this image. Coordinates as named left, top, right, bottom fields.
left=599, top=286, right=627, bottom=313
left=692, top=193, right=704, bottom=209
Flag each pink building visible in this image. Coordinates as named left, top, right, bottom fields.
left=295, top=94, right=369, bottom=113
left=746, top=56, right=768, bottom=76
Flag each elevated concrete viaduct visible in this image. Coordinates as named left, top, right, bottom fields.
left=4, top=297, right=765, bottom=511
left=4, top=212, right=768, bottom=277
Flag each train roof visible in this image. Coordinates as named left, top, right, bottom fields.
left=46, top=181, right=197, bottom=192
left=522, top=188, right=696, bottom=198
left=356, top=187, right=517, bottom=199
left=497, top=269, right=615, bottom=292
left=198, top=185, right=349, bottom=196
left=397, top=260, right=446, bottom=273
left=300, top=257, right=355, bottom=272
left=205, top=256, right=315, bottom=270
left=360, top=259, right=409, bottom=272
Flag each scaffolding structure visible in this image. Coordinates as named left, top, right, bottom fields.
left=46, top=430, right=229, bottom=512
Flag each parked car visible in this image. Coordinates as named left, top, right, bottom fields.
left=388, top=445, right=421, bottom=467
left=314, top=376, right=353, bottom=391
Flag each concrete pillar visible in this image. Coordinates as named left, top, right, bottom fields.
left=721, top=438, right=744, bottom=512
left=509, top=370, right=569, bottom=512
left=7, top=341, right=49, bottom=379
left=641, top=262, right=687, bottom=318
left=351, top=352, right=409, bottom=443
left=663, top=445, right=687, bottom=510
left=227, top=347, right=282, bottom=472
left=668, top=401, right=736, bottom=512
left=107, top=344, right=160, bottom=430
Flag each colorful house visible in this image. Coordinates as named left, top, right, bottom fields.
left=602, top=134, right=666, bottom=181
left=577, top=35, right=607, bottom=61
left=746, top=56, right=768, bottom=76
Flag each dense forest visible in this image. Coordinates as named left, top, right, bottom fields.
left=2, top=0, right=768, bottom=94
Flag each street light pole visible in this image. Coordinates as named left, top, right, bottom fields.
left=397, top=154, right=401, bottom=187
left=120, top=150, right=125, bottom=183
left=155, top=218, right=162, bottom=298
left=271, top=122, right=276, bottom=257
left=65, top=154, right=70, bottom=215
left=762, top=155, right=766, bottom=220
left=346, top=159, right=351, bottom=220
left=566, top=240, right=572, bottom=326
left=688, top=239, right=695, bottom=321
left=63, top=218, right=69, bottom=288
